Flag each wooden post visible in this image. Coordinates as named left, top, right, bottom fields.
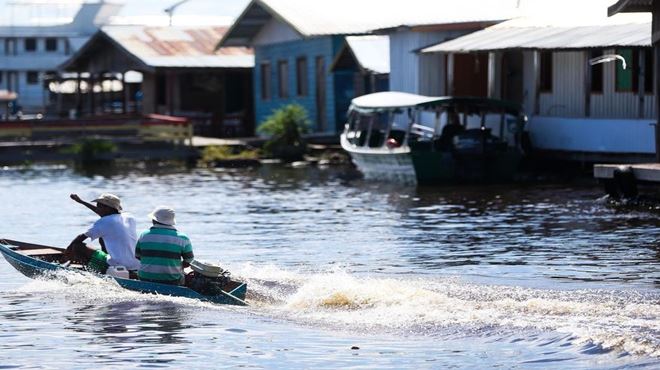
left=584, top=51, right=591, bottom=117
left=487, top=52, right=496, bottom=98
left=121, top=72, right=127, bottom=114
left=56, top=76, right=63, bottom=117
left=447, top=53, right=455, bottom=95
left=533, top=50, right=541, bottom=115
left=88, top=74, right=95, bottom=116
left=100, top=73, right=106, bottom=114
left=76, top=73, right=82, bottom=117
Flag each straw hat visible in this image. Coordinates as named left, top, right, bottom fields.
left=92, top=193, right=122, bottom=211
left=148, top=206, right=176, bottom=226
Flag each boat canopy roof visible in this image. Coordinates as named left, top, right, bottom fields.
left=350, top=92, right=440, bottom=111
left=350, top=91, right=522, bottom=115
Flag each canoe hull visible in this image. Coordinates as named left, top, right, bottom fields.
left=0, top=241, right=247, bottom=306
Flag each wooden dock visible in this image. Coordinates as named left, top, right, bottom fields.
left=594, top=163, right=660, bottom=182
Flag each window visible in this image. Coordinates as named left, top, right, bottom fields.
left=615, top=49, right=634, bottom=92
left=590, top=50, right=603, bottom=93
left=260, top=62, right=271, bottom=100
left=277, top=60, right=288, bottom=98
left=5, top=38, right=16, bottom=55
left=45, top=38, right=57, bottom=52
left=24, top=38, right=37, bottom=52
left=539, top=51, right=553, bottom=92
left=26, top=71, right=39, bottom=84
left=296, top=57, right=308, bottom=96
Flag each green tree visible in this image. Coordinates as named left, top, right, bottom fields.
left=258, top=104, right=311, bottom=161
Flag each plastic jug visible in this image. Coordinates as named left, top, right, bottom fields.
left=107, top=266, right=129, bottom=279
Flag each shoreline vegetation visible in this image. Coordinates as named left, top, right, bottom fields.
left=0, top=104, right=349, bottom=169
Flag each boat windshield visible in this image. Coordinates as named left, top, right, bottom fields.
left=345, top=93, right=525, bottom=150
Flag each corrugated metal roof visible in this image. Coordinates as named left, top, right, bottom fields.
left=345, top=36, right=390, bottom=74
left=220, top=0, right=523, bottom=47
left=260, top=0, right=520, bottom=35
left=422, top=12, right=651, bottom=53
left=101, top=25, right=254, bottom=68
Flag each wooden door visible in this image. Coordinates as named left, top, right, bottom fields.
left=452, top=53, right=488, bottom=97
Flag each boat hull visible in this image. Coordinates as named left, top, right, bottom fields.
left=411, top=149, right=523, bottom=184
left=342, top=136, right=522, bottom=185
left=349, top=150, right=416, bottom=184
left=341, top=133, right=417, bottom=184
left=0, top=242, right=247, bottom=306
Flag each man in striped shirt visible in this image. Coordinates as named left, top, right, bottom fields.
left=135, top=206, right=194, bottom=285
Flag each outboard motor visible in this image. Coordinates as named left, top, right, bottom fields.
left=186, top=260, right=232, bottom=295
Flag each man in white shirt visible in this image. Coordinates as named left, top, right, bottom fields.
left=64, top=193, right=140, bottom=274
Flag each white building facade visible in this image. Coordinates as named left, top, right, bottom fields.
left=423, top=12, right=656, bottom=162
left=0, top=2, right=120, bottom=115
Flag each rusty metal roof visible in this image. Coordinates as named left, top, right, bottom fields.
left=101, top=25, right=254, bottom=68
left=422, top=12, right=651, bottom=53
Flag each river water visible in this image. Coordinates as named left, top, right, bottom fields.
left=0, top=163, right=658, bottom=369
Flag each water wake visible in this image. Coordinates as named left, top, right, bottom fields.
left=15, top=270, right=222, bottom=310
left=233, top=264, right=660, bottom=357
left=12, top=266, right=659, bottom=357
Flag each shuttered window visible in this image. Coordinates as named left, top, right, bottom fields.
left=615, top=49, right=634, bottom=92
left=278, top=60, right=289, bottom=98
left=261, top=62, right=271, bottom=100
left=296, top=57, right=308, bottom=96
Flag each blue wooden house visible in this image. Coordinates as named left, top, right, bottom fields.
left=216, top=0, right=392, bottom=134
left=216, top=0, right=524, bottom=134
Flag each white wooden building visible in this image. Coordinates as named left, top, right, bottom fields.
left=376, top=0, right=522, bottom=97
left=0, top=2, right=120, bottom=116
left=423, top=7, right=655, bottom=162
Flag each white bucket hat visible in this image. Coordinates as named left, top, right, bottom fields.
left=92, top=193, right=122, bottom=211
left=148, top=206, right=176, bottom=226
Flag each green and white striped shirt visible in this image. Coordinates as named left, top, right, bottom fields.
left=135, top=225, right=194, bottom=284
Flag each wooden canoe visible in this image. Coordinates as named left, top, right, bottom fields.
left=0, top=239, right=247, bottom=306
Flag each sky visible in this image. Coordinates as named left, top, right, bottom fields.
left=0, top=0, right=250, bottom=26
left=0, top=0, right=621, bottom=27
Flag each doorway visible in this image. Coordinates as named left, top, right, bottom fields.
left=501, top=51, right=524, bottom=104
left=452, top=53, right=488, bottom=97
